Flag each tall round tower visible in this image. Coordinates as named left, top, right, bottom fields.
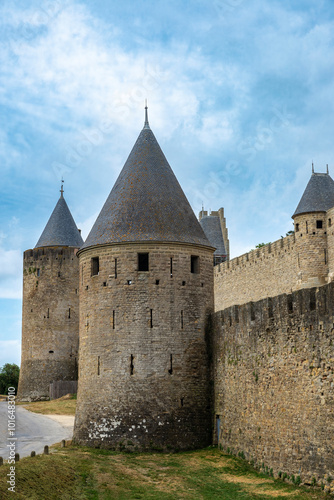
left=292, top=167, right=334, bottom=288
left=18, top=186, right=83, bottom=401
left=73, top=109, right=215, bottom=451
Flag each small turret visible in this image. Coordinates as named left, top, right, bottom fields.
left=292, top=166, right=334, bottom=288
left=18, top=185, right=83, bottom=401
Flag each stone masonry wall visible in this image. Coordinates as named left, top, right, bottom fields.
left=215, top=211, right=331, bottom=311
left=214, top=234, right=298, bottom=311
left=74, top=242, right=214, bottom=451
left=213, top=284, right=334, bottom=489
left=18, top=246, right=80, bottom=401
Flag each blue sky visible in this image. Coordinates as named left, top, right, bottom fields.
left=1, top=0, right=334, bottom=367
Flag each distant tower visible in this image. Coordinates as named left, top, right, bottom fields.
left=292, top=166, right=334, bottom=288
left=18, top=186, right=83, bottom=401
left=73, top=108, right=215, bottom=451
left=199, top=208, right=229, bottom=264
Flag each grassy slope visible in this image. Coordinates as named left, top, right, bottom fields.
left=20, top=396, right=76, bottom=416
left=0, top=446, right=328, bottom=500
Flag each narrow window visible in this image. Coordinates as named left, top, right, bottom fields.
left=295, top=223, right=299, bottom=232
left=329, top=218, right=332, bottom=227
left=97, top=356, right=100, bottom=376
left=250, top=302, right=255, bottom=321
left=191, top=255, right=199, bottom=274
left=68, top=308, right=71, bottom=319
left=170, top=257, right=173, bottom=277
left=150, top=309, right=153, bottom=328
left=127, top=280, right=132, bottom=285
left=234, top=306, right=239, bottom=323
left=181, top=310, right=184, bottom=329
left=130, top=355, right=134, bottom=375
left=306, top=221, right=308, bottom=233
left=268, top=298, right=273, bottom=318
left=47, top=308, right=49, bottom=319
left=287, top=296, right=293, bottom=313
left=112, top=310, right=115, bottom=330
left=324, top=249, right=327, bottom=264
left=37, top=268, right=40, bottom=277
left=138, top=253, right=149, bottom=271
left=115, top=258, right=117, bottom=278
left=91, top=257, right=99, bottom=276
left=180, top=398, right=184, bottom=407
left=103, top=282, right=107, bottom=287
left=155, top=279, right=160, bottom=285
left=182, top=281, right=186, bottom=286
left=81, top=265, right=84, bottom=285
left=316, top=220, right=323, bottom=229
left=58, top=271, right=61, bottom=277
left=310, top=290, right=316, bottom=311
left=168, top=354, right=173, bottom=375
left=75, top=289, right=78, bottom=294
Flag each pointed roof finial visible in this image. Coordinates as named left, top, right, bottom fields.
left=60, top=178, right=64, bottom=198
left=327, top=164, right=329, bottom=174
left=312, top=161, right=314, bottom=174
left=144, top=100, right=150, bottom=129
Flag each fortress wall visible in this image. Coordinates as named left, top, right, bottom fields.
left=214, top=234, right=298, bottom=310
left=18, top=246, right=80, bottom=401
left=213, top=283, right=334, bottom=486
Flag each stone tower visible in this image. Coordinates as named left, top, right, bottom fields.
left=73, top=108, right=215, bottom=451
left=292, top=166, right=334, bottom=289
left=18, top=186, right=83, bottom=401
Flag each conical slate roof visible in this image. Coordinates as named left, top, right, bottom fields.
left=35, top=193, right=84, bottom=248
left=293, top=172, right=334, bottom=218
left=199, top=215, right=226, bottom=256
left=81, top=114, right=211, bottom=250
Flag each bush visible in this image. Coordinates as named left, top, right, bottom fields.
left=0, top=363, right=20, bottom=394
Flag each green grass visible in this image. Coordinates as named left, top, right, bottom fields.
left=0, top=446, right=328, bottom=499
left=19, top=395, right=77, bottom=416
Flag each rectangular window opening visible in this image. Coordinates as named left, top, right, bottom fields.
left=68, top=308, right=71, bottom=319
left=295, top=223, right=299, bottom=232
left=58, top=271, right=61, bottom=277
left=113, top=310, right=115, bottom=330
left=310, top=290, right=316, bottom=311
left=181, top=310, right=184, bottom=329
left=180, top=398, right=184, bottom=407
left=91, top=257, right=99, bottom=276
left=170, top=257, right=173, bottom=277
left=324, top=249, right=327, bottom=264
left=287, top=296, right=293, bottom=313
left=115, top=258, right=117, bottom=278
left=130, top=354, right=134, bottom=375
left=316, top=220, right=323, bottom=229
left=49, top=350, right=54, bottom=354
left=150, top=309, right=153, bottom=328
left=47, top=308, right=50, bottom=319
left=37, top=268, right=40, bottom=277
left=138, top=253, right=149, bottom=271
left=168, top=354, right=173, bottom=375
left=155, top=279, right=160, bottom=285
left=191, top=255, right=199, bottom=274
left=97, top=356, right=100, bottom=376
left=250, top=302, right=255, bottom=321
left=329, top=218, right=332, bottom=227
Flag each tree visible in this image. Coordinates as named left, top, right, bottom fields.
left=255, top=242, right=271, bottom=248
left=0, top=364, right=20, bottom=395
